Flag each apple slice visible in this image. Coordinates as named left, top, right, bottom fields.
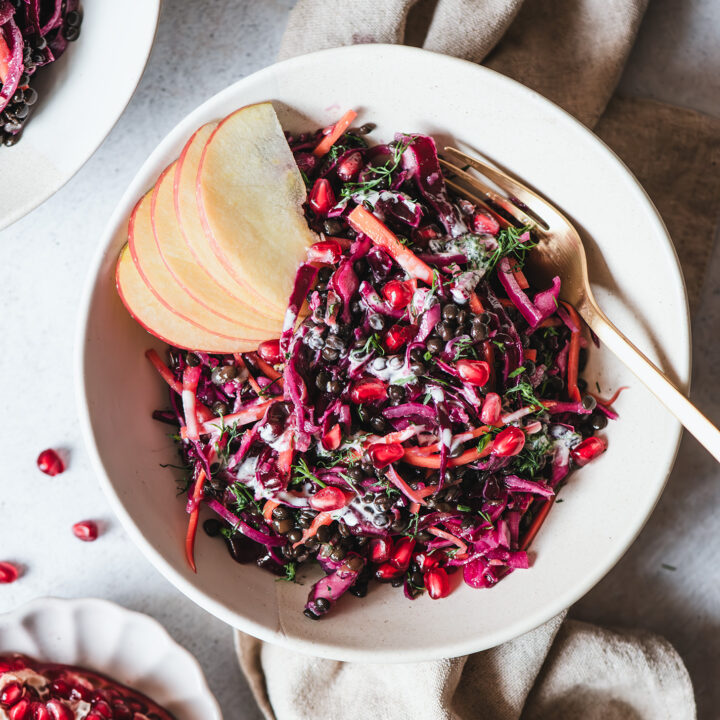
left=116, top=245, right=256, bottom=352
left=152, top=160, right=283, bottom=333
left=197, top=102, right=318, bottom=312
left=128, top=191, right=269, bottom=344
left=175, top=123, right=283, bottom=321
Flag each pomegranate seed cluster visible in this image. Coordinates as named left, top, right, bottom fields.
left=152, top=124, right=611, bottom=618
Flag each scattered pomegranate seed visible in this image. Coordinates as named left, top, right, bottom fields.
left=0, top=682, right=23, bottom=705
left=309, top=178, right=335, bottom=215
left=368, top=538, right=393, bottom=564
left=381, top=280, right=414, bottom=309
left=72, top=521, right=99, bottom=542
left=308, top=487, right=349, bottom=512
left=350, top=378, right=387, bottom=404
left=257, top=339, right=282, bottom=364
left=390, top=537, right=415, bottom=571
left=306, top=239, right=342, bottom=265
left=457, top=359, right=490, bottom=387
left=492, top=426, right=526, bottom=457
left=90, top=700, right=113, bottom=718
left=424, top=567, right=450, bottom=599
left=375, top=562, right=402, bottom=582
left=45, top=701, right=73, bottom=720
left=36, top=449, right=64, bottom=477
left=480, top=392, right=502, bottom=424
left=414, top=226, right=438, bottom=242
left=0, top=562, right=19, bottom=584
left=571, top=436, right=607, bottom=466
left=384, top=323, right=418, bottom=352
left=33, top=705, right=50, bottom=720
left=336, top=151, right=363, bottom=181
left=367, top=442, right=404, bottom=468
left=472, top=212, right=500, bottom=235
left=8, top=698, right=30, bottom=720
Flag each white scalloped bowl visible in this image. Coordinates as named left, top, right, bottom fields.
left=77, top=45, right=690, bottom=662
left=0, top=597, right=221, bottom=719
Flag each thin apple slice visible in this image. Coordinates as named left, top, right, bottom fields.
left=128, top=191, right=269, bottom=344
left=152, top=160, right=283, bottom=333
left=175, top=123, right=282, bottom=322
left=197, top=102, right=318, bottom=312
left=116, top=245, right=256, bottom=352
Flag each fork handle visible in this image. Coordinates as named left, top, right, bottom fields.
left=585, top=307, right=720, bottom=462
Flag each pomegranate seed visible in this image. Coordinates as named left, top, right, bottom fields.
left=307, top=239, right=342, bottom=265
left=321, top=423, right=342, bottom=451
left=126, top=699, right=147, bottom=713
left=36, top=449, right=64, bottom=476
left=257, top=339, right=282, bottom=364
left=0, top=562, right=19, bottom=584
left=384, top=323, right=417, bottom=352
left=1, top=683, right=23, bottom=706
left=571, top=436, right=607, bottom=467
left=368, top=537, right=392, bottom=564
left=84, top=714, right=103, bottom=720
left=309, top=178, right=335, bottom=215
left=350, top=378, right=387, bottom=404
left=91, top=700, right=112, bottom=719
left=390, top=537, right=415, bottom=571
left=414, top=226, right=438, bottom=242
left=492, top=426, right=526, bottom=457
left=45, top=702, right=73, bottom=720
left=308, top=486, right=349, bottom=512
left=413, top=551, right=440, bottom=571
left=112, top=707, right=132, bottom=720
left=49, top=682, right=70, bottom=700
left=381, top=280, right=414, bottom=309
left=456, top=359, right=490, bottom=386
left=32, top=705, right=50, bottom=720
left=375, top=562, right=402, bottom=582
left=72, top=521, right=99, bottom=542
left=424, top=567, right=450, bottom=599
left=336, top=151, right=363, bottom=181
left=9, top=700, right=30, bottom=720
left=480, top=392, right=502, bottom=424
left=472, top=212, right=500, bottom=235
left=367, top=442, right=404, bottom=469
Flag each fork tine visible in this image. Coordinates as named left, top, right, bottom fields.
left=444, top=147, right=562, bottom=231
left=439, top=157, right=538, bottom=229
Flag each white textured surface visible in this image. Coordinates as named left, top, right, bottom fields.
left=0, top=598, right=221, bottom=719
left=0, top=0, right=717, bottom=718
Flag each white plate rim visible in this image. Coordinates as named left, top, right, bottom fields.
left=74, top=44, right=691, bottom=663
left=0, top=595, right=222, bottom=718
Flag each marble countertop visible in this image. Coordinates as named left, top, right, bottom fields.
left=0, top=1, right=718, bottom=718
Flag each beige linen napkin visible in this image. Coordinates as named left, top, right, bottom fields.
left=237, top=1, right=720, bottom=717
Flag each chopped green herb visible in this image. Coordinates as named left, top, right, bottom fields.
left=340, top=136, right=413, bottom=199
left=505, top=380, right=544, bottom=410
left=456, top=504, right=472, bottom=512
left=508, top=366, right=526, bottom=378
left=291, top=458, right=326, bottom=488
left=276, top=561, right=298, bottom=583
left=487, top=224, right=536, bottom=270
left=351, top=332, right=385, bottom=358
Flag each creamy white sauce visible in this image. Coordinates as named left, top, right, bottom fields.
left=367, top=355, right=416, bottom=385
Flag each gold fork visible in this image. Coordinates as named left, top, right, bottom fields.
left=441, top=146, right=720, bottom=463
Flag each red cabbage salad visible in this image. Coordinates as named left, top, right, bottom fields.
left=0, top=0, right=82, bottom=147
left=149, top=115, right=619, bottom=619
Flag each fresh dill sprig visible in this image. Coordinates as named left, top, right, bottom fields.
left=505, top=379, right=544, bottom=409
left=340, top=136, right=414, bottom=199
left=276, top=561, right=298, bottom=583
left=513, top=435, right=550, bottom=475
left=351, top=332, right=385, bottom=359
left=291, top=458, right=326, bottom=488
left=487, top=224, right=536, bottom=270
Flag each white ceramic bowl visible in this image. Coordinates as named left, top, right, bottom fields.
left=0, top=0, right=160, bottom=230
left=76, top=45, right=690, bottom=663
left=0, top=597, right=221, bottom=719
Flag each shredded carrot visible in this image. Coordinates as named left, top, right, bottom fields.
left=233, top=353, right=263, bottom=396
left=294, top=512, right=333, bottom=548
left=145, top=349, right=182, bottom=394
left=385, top=465, right=428, bottom=506
left=507, top=258, right=529, bottom=290
left=561, top=302, right=582, bottom=402
left=590, top=386, right=629, bottom=408
left=538, top=317, right=562, bottom=328
left=525, top=348, right=537, bottom=363
left=403, top=442, right=493, bottom=468
left=408, top=426, right=489, bottom=456
left=313, top=109, right=358, bottom=157
left=469, top=292, right=484, bottom=314
left=181, top=399, right=277, bottom=439
left=348, top=206, right=435, bottom=285
left=263, top=499, right=279, bottom=523
left=185, top=470, right=207, bottom=573
left=520, top=499, right=552, bottom=551
left=250, top=353, right=283, bottom=383
left=428, top=527, right=468, bottom=555
left=498, top=298, right=515, bottom=308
